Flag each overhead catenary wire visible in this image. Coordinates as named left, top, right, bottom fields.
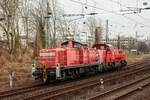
left=70, top=0, right=150, bottom=28
left=108, top=0, right=150, bottom=25
left=136, top=14, right=150, bottom=23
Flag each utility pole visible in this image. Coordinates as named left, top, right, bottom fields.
left=95, top=27, right=100, bottom=44
left=94, top=27, right=102, bottom=44
left=117, top=35, right=121, bottom=49
left=52, top=0, right=56, bottom=47
left=45, top=1, right=52, bottom=48
left=106, top=19, right=109, bottom=43
left=45, top=2, right=49, bottom=48
left=135, top=31, right=138, bottom=53
left=135, top=31, right=138, bottom=39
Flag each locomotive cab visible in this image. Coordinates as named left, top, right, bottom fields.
left=92, top=43, right=126, bottom=70
left=32, top=48, right=66, bottom=82
left=61, top=39, right=89, bottom=64
left=61, top=39, right=84, bottom=49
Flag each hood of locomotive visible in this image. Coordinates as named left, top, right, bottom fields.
left=38, top=48, right=66, bottom=68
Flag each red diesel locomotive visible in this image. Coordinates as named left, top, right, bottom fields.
left=32, top=39, right=127, bottom=82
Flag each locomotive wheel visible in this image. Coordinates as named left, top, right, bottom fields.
left=43, top=78, right=47, bottom=83
left=42, top=73, right=48, bottom=83
left=116, top=63, right=122, bottom=71
left=102, top=63, right=106, bottom=72
left=62, top=71, right=67, bottom=80
left=108, top=62, right=113, bottom=70
left=75, top=69, right=80, bottom=77
left=123, top=60, right=127, bottom=66
left=111, top=62, right=115, bottom=70
left=105, top=63, right=109, bottom=71
left=72, top=70, right=77, bottom=79
left=42, top=69, right=48, bottom=83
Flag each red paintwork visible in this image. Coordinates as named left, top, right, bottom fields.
left=79, top=48, right=89, bottom=64
left=97, top=50, right=105, bottom=62
left=38, top=39, right=126, bottom=69
left=88, top=49, right=97, bottom=64
left=66, top=48, right=80, bottom=66
left=39, top=48, right=66, bottom=68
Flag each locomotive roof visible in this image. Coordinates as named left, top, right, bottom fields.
left=40, top=48, right=65, bottom=51
left=62, top=39, right=80, bottom=44
left=61, top=39, right=87, bottom=46
left=92, top=43, right=113, bottom=48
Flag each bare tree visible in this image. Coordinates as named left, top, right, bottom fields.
left=29, top=0, right=67, bottom=57
left=86, top=17, right=97, bottom=35
left=85, top=16, right=103, bottom=46
left=0, top=0, right=21, bottom=54
left=20, top=0, right=30, bottom=49
left=28, top=0, right=46, bottom=57
left=0, top=0, right=72, bottom=60
left=47, top=0, right=67, bottom=47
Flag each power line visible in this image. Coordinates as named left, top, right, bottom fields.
left=108, top=19, right=132, bottom=29
left=136, top=14, right=150, bottom=23
left=108, top=0, right=138, bottom=12
left=70, top=0, right=150, bottom=28
left=108, top=0, right=150, bottom=28
left=70, top=0, right=120, bottom=14
left=108, top=0, right=125, bottom=9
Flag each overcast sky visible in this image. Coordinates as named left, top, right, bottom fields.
left=59, top=0, right=150, bottom=39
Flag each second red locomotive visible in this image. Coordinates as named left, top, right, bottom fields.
left=32, top=39, right=127, bottom=82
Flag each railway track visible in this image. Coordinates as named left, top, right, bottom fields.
left=88, top=75, right=150, bottom=100
left=0, top=84, right=44, bottom=99
left=0, top=62, right=141, bottom=97
left=0, top=60, right=149, bottom=100
left=23, top=62, right=150, bottom=100
left=115, top=80, right=150, bottom=100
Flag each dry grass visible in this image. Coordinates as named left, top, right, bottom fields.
left=0, top=50, right=33, bottom=76
left=126, top=53, right=147, bottom=64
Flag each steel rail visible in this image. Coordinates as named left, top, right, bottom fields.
left=23, top=63, right=150, bottom=100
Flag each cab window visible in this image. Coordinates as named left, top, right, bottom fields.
left=74, top=43, right=81, bottom=48
left=62, top=44, right=67, bottom=48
